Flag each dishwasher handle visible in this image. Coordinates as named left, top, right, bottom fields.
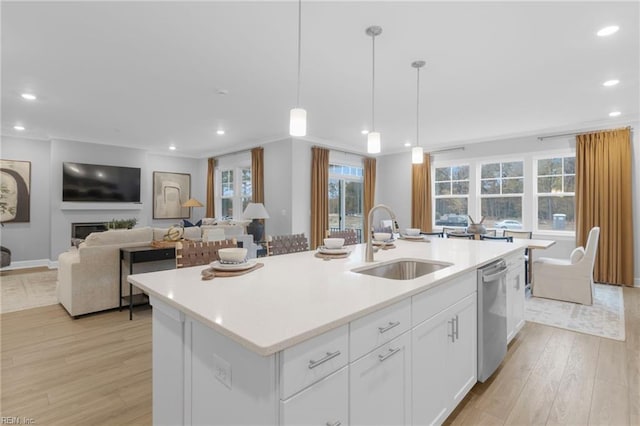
left=482, top=267, right=507, bottom=282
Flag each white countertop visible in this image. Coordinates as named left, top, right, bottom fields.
left=128, top=238, right=523, bottom=356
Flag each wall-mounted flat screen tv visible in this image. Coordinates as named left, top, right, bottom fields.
left=62, top=162, right=141, bottom=202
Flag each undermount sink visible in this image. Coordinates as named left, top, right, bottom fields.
left=352, top=258, right=452, bottom=281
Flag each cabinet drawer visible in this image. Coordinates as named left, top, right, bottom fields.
left=505, top=252, right=523, bottom=269
left=280, top=324, right=348, bottom=399
left=280, top=366, right=348, bottom=426
left=412, top=271, right=476, bottom=325
left=350, top=298, right=411, bottom=361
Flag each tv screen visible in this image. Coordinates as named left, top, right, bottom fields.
left=62, top=162, right=141, bottom=202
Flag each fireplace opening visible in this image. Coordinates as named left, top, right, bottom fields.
left=71, top=222, right=108, bottom=240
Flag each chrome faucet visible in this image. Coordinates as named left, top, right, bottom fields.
left=366, top=204, right=397, bottom=262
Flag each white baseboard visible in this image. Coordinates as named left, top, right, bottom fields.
left=0, top=259, right=55, bottom=271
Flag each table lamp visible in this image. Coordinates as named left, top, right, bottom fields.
left=243, top=202, right=270, bottom=242
left=182, top=198, right=204, bottom=225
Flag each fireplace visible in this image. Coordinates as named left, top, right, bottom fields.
left=71, top=222, right=108, bottom=240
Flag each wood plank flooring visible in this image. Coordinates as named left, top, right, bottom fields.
left=1, top=284, right=638, bottom=425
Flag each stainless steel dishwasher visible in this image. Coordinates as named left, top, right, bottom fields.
left=477, top=259, right=508, bottom=382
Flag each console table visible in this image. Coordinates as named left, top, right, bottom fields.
left=120, top=246, right=176, bottom=320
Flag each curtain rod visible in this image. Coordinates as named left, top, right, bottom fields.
left=537, top=126, right=632, bottom=141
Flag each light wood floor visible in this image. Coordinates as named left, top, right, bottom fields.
left=1, top=286, right=638, bottom=425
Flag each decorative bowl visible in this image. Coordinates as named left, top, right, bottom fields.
left=373, top=232, right=392, bottom=242
left=323, top=238, right=345, bottom=249
left=218, top=248, right=248, bottom=263
left=405, top=228, right=421, bottom=236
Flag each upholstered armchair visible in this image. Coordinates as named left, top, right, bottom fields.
left=532, top=227, right=600, bottom=305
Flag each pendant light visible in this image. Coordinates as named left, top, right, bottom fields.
left=411, top=60, right=426, bottom=164
left=289, top=0, right=306, bottom=136
left=365, top=26, right=382, bottom=154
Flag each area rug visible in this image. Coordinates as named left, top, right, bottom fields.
left=525, top=283, right=625, bottom=341
left=1, top=269, right=58, bottom=314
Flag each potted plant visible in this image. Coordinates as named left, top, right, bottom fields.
left=105, top=218, right=138, bottom=230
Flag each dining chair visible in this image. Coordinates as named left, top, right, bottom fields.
left=420, top=231, right=444, bottom=238
left=533, top=227, right=600, bottom=305
left=504, top=230, right=533, bottom=283
left=480, top=235, right=513, bottom=242
left=175, top=239, right=237, bottom=268
left=446, top=233, right=474, bottom=240
left=326, top=229, right=359, bottom=245
left=266, top=233, right=309, bottom=256
left=484, top=229, right=497, bottom=237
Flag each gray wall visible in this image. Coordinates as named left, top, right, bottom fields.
left=264, top=138, right=293, bottom=237
left=0, top=136, right=52, bottom=265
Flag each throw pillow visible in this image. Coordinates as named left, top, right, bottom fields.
left=183, top=219, right=195, bottom=227
left=570, top=247, right=585, bottom=264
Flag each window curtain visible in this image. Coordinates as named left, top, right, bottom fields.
left=206, top=157, right=215, bottom=218
left=310, top=147, right=329, bottom=249
left=576, top=127, right=634, bottom=286
left=411, top=153, right=433, bottom=232
left=363, top=157, right=377, bottom=242
left=251, top=147, right=264, bottom=204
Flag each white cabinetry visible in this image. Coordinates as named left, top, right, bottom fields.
left=350, top=332, right=412, bottom=426
left=411, top=271, right=477, bottom=426
left=505, top=252, right=525, bottom=343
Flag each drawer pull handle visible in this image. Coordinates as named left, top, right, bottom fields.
left=378, top=347, right=401, bottom=362
left=326, top=422, right=342, bottom=426
left=308, top=350, right=341, bottom=369
left=378, top=321, right=400, bottom=334
left=448, top=319, right=455, bottom=342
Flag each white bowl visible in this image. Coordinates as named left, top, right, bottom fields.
left=373, top=232, right=392, bottom=242
left=218, top=248, right=248, bottom=263
left=405, top=228, right=421, bottom=236
left=324, top=238, right=345, bottom=249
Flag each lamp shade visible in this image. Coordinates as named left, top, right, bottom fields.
left=243, top=202, right=270, bottom=219
left=367, top=132, right=381, bottom=154
left=412, top=146, right=424, bottom=164
left=182, top=198, right=204, bottom=208
left=289, top=108, right=307, bottom=136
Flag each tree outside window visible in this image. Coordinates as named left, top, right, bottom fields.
left=480, top=161, right=524, bottom=227
left=219, top=167, right=252, bottom=219
left=329, top=164, right=363, bottom=241
left=434, top=165, right=469, bottom=227
left=536, top=156, right=575, bottom=231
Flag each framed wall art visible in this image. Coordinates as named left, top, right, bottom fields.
left=153, top=171, right=191, bottom=219
left=0, top=159, right=31, bottom=223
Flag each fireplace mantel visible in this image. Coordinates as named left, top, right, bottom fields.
left=60, top=202, right=143, bottom=211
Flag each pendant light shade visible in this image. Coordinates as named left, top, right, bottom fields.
left=367, top=132, right=381, bottom=154
left=289, top=108, right=307, bottom=136
left=411, top=60, right=426, bottom=164
left=412, top=146, right=424, bottom=164
left=289, top=0, right=307, bottom=137
left=366, top=26, right=382, bottom=154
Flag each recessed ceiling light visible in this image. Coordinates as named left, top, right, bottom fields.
left=609, top=111, right=621, bottom=117
left=169, top=145, right=176, bottom=151
left=404, top=142, right=411, bottom=147
left=603, top=79, right=620, bottom=87
left=216, top=130, right=225, bottom=135
left=361, top=130, right=369, bottom=135
left=14, top=125, right=25, bottom=131
left=21, top=93, right=37, bottom=100
left=597, top=25, right=619, bottom=37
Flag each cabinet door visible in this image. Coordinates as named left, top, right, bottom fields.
left=350, top=332, right=412, bottom=426
left=506, top=262, right=525, bottom=343
left=281, top=366, right=348, bottom=426
left=412, top=310, right=449, bottom=426
left=447, top=294, right=477, bottom=406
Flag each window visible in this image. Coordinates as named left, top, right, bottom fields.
left=329, top=164, right=363, bottom=242
left=434, top=165, right=469, bottom=227
left=536, top=156, right=575, bottom=232
left=218, top=166, right=251, bottom=218
left=480, top=161, right=524, bottom=228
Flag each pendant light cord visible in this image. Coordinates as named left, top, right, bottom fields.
left=416, top=66, right=420, bottom=147
left=296, top=0, right=302, bottom=107
left=371, top=34, right=376, bottom=131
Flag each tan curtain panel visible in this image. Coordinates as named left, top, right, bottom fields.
left=363, top=157, right=377, bottom=242
left=206, top=157, right=215, bottom=218
left=251, top=147, right=264, bottom=204
left=411, top=153, right=433, bottom=232
left=576, top=127, right=634, bottom=286
left=310, top=147, right=330, bottom=249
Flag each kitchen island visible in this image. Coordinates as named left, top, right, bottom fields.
left=129, top=238, right=525, bottom=425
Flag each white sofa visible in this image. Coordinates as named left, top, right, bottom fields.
left=56, top=224, right=258, bottom=317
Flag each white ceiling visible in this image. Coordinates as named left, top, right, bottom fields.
left=2, top=1, right=638, bottom=158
